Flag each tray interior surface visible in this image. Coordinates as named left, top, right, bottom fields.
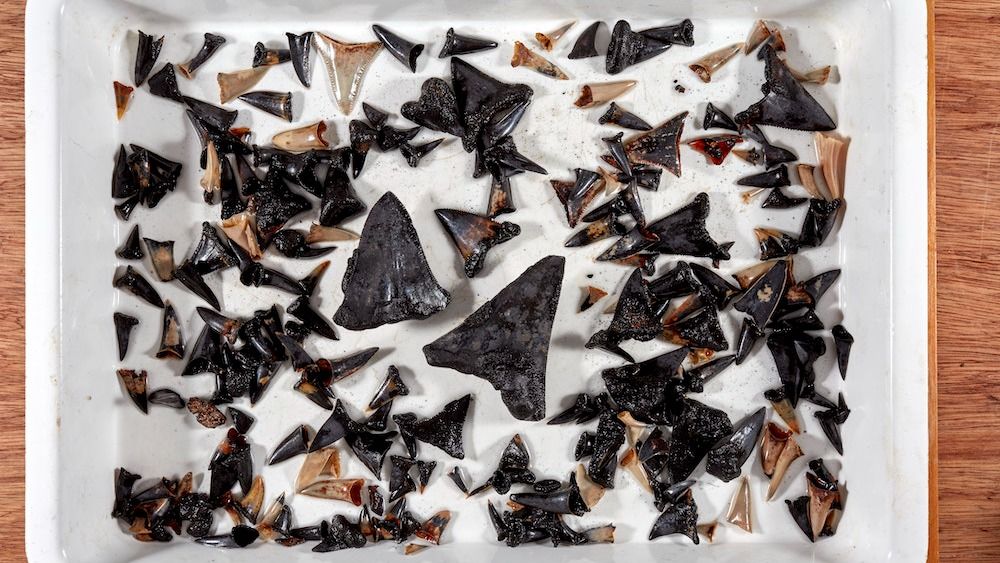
left=27, top=0, right=926, bottom=561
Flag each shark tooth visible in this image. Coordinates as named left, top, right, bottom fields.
left=511, top=41, right=569, bottom=79
left=155, top=301, right=185, bottom=359
left=733, top=259, right=788, bottom=327
left=438, top=28, right=497, bottom=57
left=253, top=42, right=291, bottom=67
left=735, top=45, right=836, bottom=131
left=568, top=21, right=601, bottom=59
left=535, top=21, right=575, bottom=51
left=238, top=91, right=293, bottom=121
left=117, top=369, right=148, bottom=413
left=833, top=324, right=854, bottom=379
left=574, top=80, right=636, bottom=108
left=706, top=407, right=766, bottom=482
left=217, top=67, right=269, bottom=104
left=393, top=395, right=472, bottom=458
left=688, top=43, right=743, bottom=82
left=179, top=33, right=227, bottom=78
left=606, top=20, right=672, bottom=74
left=114, top=81, right=133, bottom=120
left=623, top=111, right=686, bottom=176
left=435, top=209, right=520, bottom=278
left=423, top=256, right=565, bottom=421
left=133, top=30, right=163, bottom=86
left=368, top=366, right=409, bottom=412
left=648, top=489, right=699, bottom=544
left=724, top=477, right=754, bottom=533
left=761, top=422, right=803, bottom=500
left=372, top=24, right=424, bottom=72
left=286, top=32, right=314, bottom=87
left=687, top=134, right=742, bottom=165
left=313, top=33, right=383, bottom=115
left=599, top=102, right=652, bottom=131
left=334, top=192, right=450, bottom=330
left=450, top=58, right=533, bottom=152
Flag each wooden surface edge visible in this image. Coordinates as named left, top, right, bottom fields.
left=926, top=0, right=939, bottom=561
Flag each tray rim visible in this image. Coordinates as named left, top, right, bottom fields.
left=22, top=0, right=934, bottom=560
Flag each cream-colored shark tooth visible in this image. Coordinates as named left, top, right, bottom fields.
left=725, top=476, right=754, bottom=533
left=574, top=80, right=637, bottom=108
left=511, top=41, right=569, bottom=80
left=217, top=66, right=269, bottom=103
left=314, top=33, right=383, bottom=115
left=689, top=43, right=744, bottom=83
left=535, top=21, right=576, bottom=51
left=272, top=121, right=330, bottom=152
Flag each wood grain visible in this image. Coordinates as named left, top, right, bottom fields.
left=0, top=1, right=989, bottom=561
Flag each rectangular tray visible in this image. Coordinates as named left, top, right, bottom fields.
left=25, top=0, right=930, bottom=561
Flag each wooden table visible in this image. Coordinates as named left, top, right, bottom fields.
left=0, top=2, right=992, bottom=561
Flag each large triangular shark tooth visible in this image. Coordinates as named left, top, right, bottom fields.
left=313, top=33, right=382, bottom=115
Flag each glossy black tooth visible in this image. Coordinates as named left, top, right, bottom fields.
left=238, top=91, right=293, bottom=122
left=146, top=63, right=184, bottom=102
left=640, top=19, right=695, bottom=46
left=663, top=306, right=728, bottom=351
left=602, top=348, right=687, bottom=424
left=599, top=102, right=653, bottom=131
left=486, top=174, right=515, bottom=218
left=769, top=309, right=824, bottom=333
left=115, top=225, right=144, bottom=260
left=425, top=255, right=564, bottom=420
left=398, top=139, right=443, bottom=168
left=438, top=28, right=498, bottom=58
left=111, top=467, right=140, bottom=519
left=287, top=295, right=337, bottom=340
left=234, top=154, right=263, bottom=197
left=257, top=266, right=308, bottom=295
left=253, top=42, right=291, bottom=67
left=735, top=317, right=763, bottom=365
left=451, top=58, right=533, bottom=152
left=196, top=525, right=259, bottom=548
left=481, top=136, right=546, bottom=179
left=415, top=460, right=436, bottom=494
left=127, top=145, right=183, bottom=208
left=735, top=45, right=836, bottom=131
left=565, top=215, right=626, bottom=248
left=815, top=394, right=850, bottom=455
left=766, top=331, right=824, bottom=407
left=350, top=428, right=399, bottom=480
left=328, top=347, right=379, bottom=382
left=832, top=324, right=854, bottom=379
left=179, top=33, right=227, bottom=78
left=620, top=180, right=646, bottom=227
left=187, top=222, right=236, bottom=276
left=148, top=388, right=185, bottom=409
left=112, top=145, right=139, bottom=200
left=113, top=313, right=139, bottom=361
left=761, top=187, right=806, bottom=209
left=307, top=401, right=351, bottom=453
left=734, top=260, right=788, bottom=327
left=297, top=260, right=330, bottom=298
left=568, top=21, right=602, bottom=59
left=268, top=425, right=311, bottom=465
left=155, top=301, right=185, bottom=359
left=320, top=166, right=366, bottom=227
left=335, top=193, right=450, bottom=329
left=257, top=148, right=323, bottom=198
left=623, top=111, right=686, bottom=177
left=435, top=209, right=520, bottom=278
left=586, top=268, right=660, bottom=359
left=603, top=132, right=633, bottom=178
left=446, top=466, right=468, bottom=494
left=785, top=495, right=814, bottom=541
left=348, top=120, right=378, bottom=179
left=371, top=24, right=424, bottom=72
left=510, top=486, right=586, bottom=517
left=182, top=326, right=222, bottom=375
left=798, top=198, right=843, bottom=248
left=117, top=369, right=148, bottom=414
left=183, top=96, right=238, bottom=131
left=581, top=193, right=629, bottom=223
left=113, top=266, right=164, bottom=308
left=142, top=238, right=176, bottom=282
left=114, top=194, right=141, bottom=221
left=275, top=333, right=315, bottom=372
left=587, top=409, right=623, bottom=488
left=218, top=156, right=245, bottom=221
left=574, top=431, right=596, bottom=460
left=271, top=229, right=334, bottom=259
left=702, top=102, right=738, bottom=131
left=226, top=407, right=254, bottom=434
left=134, top=30, right=163, bottom=86
left=392, top=395, right=471, bottom=458
left=606, top=20, right=672, bottom=75
left=287, top=32, right=314, bottom=87
left=737, top=164, right=791, bottom=188
left=363, top=399, right=393, bottom=432
left=595, top=219, right=658, bottom=261
left=363, top=102, right=389, bottom=128
left=368, top=366, right=409, bottom=412
left=649, top=490, right=699, bottom=544
left=664, top=399, right=733, bottom=482
left=388, top=455, right=417, bottom=502
left=705, top=407, right=766, bottom=482
left=377, top=125, right=420, bottom=152
left=755, top=228, right=800, bottom=260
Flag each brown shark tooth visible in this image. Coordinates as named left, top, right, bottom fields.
left=155, top=301, right=185, bottom=359
left=579, top=286, right=608, bottom=312
left=217, top=67, right=270, bottom=104
left=272, top=121, right=330, bottom=152
left=313, top=33, right=383, bottom=115
left=179, top=33, right=227, bottom=78
left=142, top=237, right=176, bottom=281
left=200, top=140, right=221, bottom=204
left=724, top=477, right=753, bottom=533
left=743, top=20, right=774, bottom=54
left=535, top=21, right=576, bottom=51
left=300, top=478, right=365, bottom=505
left=791, top=65, right=833, bottom=85
left=117, top=369, right=148, bottom=413
left=114, top=81, right=134, bottom=120
left=765, top=387, right=800, bottom=432
left=761, top=422, right=803, bottom=500
left=574, top=80, right=637, bottom=108
left=687, top=134, right=742, bottom=165
left=620, top=446, right=652, bottom=492
left=220, top=210, right=262, bottom=260
left=295, top=447, right=342, bottom=492
left=306, top=223, right=359, bottom=243
left=511, top=41, right=569, bottom=79
left=435, top=209, right=521, bottom=278
left=697, top=521, right=718, bottom=543
left=689, top=43, right=743, bottom=82
left=796, top=164, right=828, bottom=200
left=415, top=510, right=452, bottom=545
left=815, top=132, right=849, bottom=200
left=236, top=475, right=265, bottom=524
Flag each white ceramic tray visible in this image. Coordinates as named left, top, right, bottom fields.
left=24, top=0, right=929, bottom=561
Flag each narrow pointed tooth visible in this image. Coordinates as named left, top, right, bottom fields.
left=620, top=448, right=652, bottom=492
left=196, top=307, right=241, bottom=344
left=764, top=387, right=800, bottom=433
left=487, top=174, right=515, bottom=218
left=298, top=260, right=330, bottom=298
left=416, top=460, right=436, bottom=492
left=155, top=301, right=185, bottom=359
left=112, top=145, right=139, bottom=199
left=268, top=425, right=311, bottom=465
left=706, top=407, right=766, bottom=482
left=115, top=225, right=144, bottom=260
left=134, top=30, right=163, bottom=86
left=434, top=208, right=521, bottom=277
left=113, top=266, right=164, bottom=308
left=179, top=33, right=227, bottom=78
left=761, top=422, right=803, bottom=500
left=574, top=80, right=637, bottom=108
left=388, top=455, right=417, bottom=502
left=184, top=96, right=238, bottom=131
left=565, top=215, right=625, bottom=248
left=113, top=313, right=139, bottom=361
left=798, top=198, right=843, bottom=247
left=437, top=28, right=497, bottom=57
left=349, top=120, right=378, bottom=178
left=372, top=24, right=424, bottom=72
left=743, top=20, right=772, bottom=54
left=724, top=477, right=753, bottom=533
left=236, top=475, right=264, bottom=524
left=447, top=466, right=468, bottom=493
left=815, top=132, right=849, bottom=200
left=200, top=141, right=221, bottom=204
left=510, top=41, right=568, bottom=79
left=797, top=163, right=826, bottom=200
left=368, top=366, right=409, bottom=412
left=599, top=102, right=652, bottom=131
left=287, top=295, right=337, bottom=340
left=117, top=369, right=148, bottom=413
left=703, top=102, right=739, bottom=132
left=113, top=81, right=133, bottom=120
left=253, top=42, right=291, bottom=67
left=738, top=164, right=791, bottom=189
left=329, top=347, right=380, bottom=382
left=238, top=91, right=293, bottom=121
left=833, top=324, right=854, bottom=379
left=568, top=21, right=601, bottom=59
left=271, top=229, right=334, bottom=259
left=399, top=139, right=444, bottom=168
left=217, top=67, right=269, bottom=104
left=535, top=21, right=575, bottom=51
left=313, top=33, right=383, bottom=115
left=688, top=43, right=743, bottom=82
left=761, top=187, right=806, bottom=209
left=735, top=317, right=763, bottom=365
left=287, top=32, right=314, bottom=87
left=815, top=394, right=851, bottom=454
left=296, top=447, right=342, bottom=491
left=272, top=121, right=329, bottom=152
left=300, top=478, right=365, bottom=504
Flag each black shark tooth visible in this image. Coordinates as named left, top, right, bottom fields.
left=271, top=229, right=335, bottom=259
left=228, top=407, right=255, bottom=434
left=401, top=77, right=466, bottom=138
left=815, top=393, right=850, bottom=454
left=755, top=228, right=800, bottom=260
left=762, top=187, right=807, bottom=209
left=368, top=365, right=409, bottom=412
left=798, top=198, right=843, bottom=247
left=155, top=301, right=185, bottom=359
left=548, top=393, right=603, bottom=425
left=238, top=91, right=293, bottom=122
left=287, top=295, right=338, bottom=340
left=649, top=490, right=699, bottom=544
left=733, top=259, right=788, bottom=327
left=134, top=30, right=163, bottom=86
left=735, top=45, right=836, bottom=131
left=702, top=102, right=738, bottom=131
left=664, top=399, right=733, bottom=482
left=586, top=268, right=660, bottom=361
left=640, top=19, right=695, bottom=46
left=143, top=237, right=176, bottom=282
left=599, top=102, right=652, bottom=131
left=623, top=111, right=686, bottom=176
left=589, top=409, right=624, bottom=488
left=735, top=317, right=763, bottom=364
left=267, top=425, right=311, bottom=465
left=832, top=324, right=854, bottom=379
left=147, top=63, right=183, bottom=101
left=606, top=20, right=672, bottom=74
left=115, top=224, right=144, bottom=260
left=334, top=192, right=450, bottom=330
left=737, top=164, right=791, bottom=188
left=286, top=32, right=314, bottom=87
left=372, top=24, right=424, bottom=72
left=113, top=265, right=164, bottom=308
left=683, top=354, right=737, bottom=393
left=601, top=347, right=688, bottom=424
left=568, top=21, right=601, bottom=59
left=253, top=42, right=291, bottom=67
left=148, top=388, right=184, bottom=409
left=113, top=313, right=139, bottom=361
left=183, top=96, right=238, bottom=132
left=450, top=58, right=533, bottom=152
left=438, top=28, right=498, bottom=58
left=393, top=394, right=471, bottom=459
left=423, top=256, right=564, bottom=421
left=662, top=306, right=729, bottom=352
left=179, top=33, right=227, bottom=78
left=112, top=145, right=139, bottom=199
left=319, top=167, right=366, bottom=228
left=435, top=209, right=520, bottom=278
left=399, top=139, right=444, bottom=167
left=705, top=407, right=766, bottom=482
left=117, top=369, right=148, bottom=414
left=348, top=120, right=378, bottom=179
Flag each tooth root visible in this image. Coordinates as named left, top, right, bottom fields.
left=114, top=81, right=134, bottom=120
left=217, top=66, right=270, bottom=104
left=314, top=33, right=383, bottom=115
left=619, top=448, right=652, bottom=492
left=725, top=477, right=754, bottom=533
left=574, top=80, right=637, bottom=108
left=535, top=21, right=575, bottom=51
left=688, top=43, right=744, bottom=82
left=575, top=464, right=606, bottom=509
left=510, top=41, right=569, bottom=80
left=272, top=121, right=330, bottom=152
